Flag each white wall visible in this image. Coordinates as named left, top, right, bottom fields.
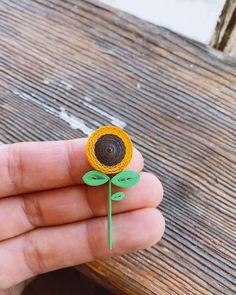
left=100, top=0, right=225, bottom=44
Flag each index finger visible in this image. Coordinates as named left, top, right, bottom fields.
left=0, top=139, right=144, bottom=198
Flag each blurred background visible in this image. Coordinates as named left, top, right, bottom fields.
left=101, top=0, right=236, bottom=58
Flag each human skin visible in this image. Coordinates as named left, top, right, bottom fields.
left=0, top=138, right=165, bottom=295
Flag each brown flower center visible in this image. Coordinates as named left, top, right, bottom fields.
left=94, top=134, right=126, bottom=166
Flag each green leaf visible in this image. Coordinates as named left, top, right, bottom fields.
left=111, top=191, right=125, bottom=201
left=111, top=170, right=140, bottom=188
left=83, top=170, right=110, bottom=186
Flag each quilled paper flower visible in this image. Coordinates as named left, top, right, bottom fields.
left=83, top=126, right=140, bottom=250
left=86, top=126, right=133, bottom=174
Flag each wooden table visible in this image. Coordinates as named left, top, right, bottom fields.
left=1, top=1, right=236, bottom=294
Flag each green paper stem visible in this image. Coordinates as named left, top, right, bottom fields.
left=108, top=180, right=112, bottom=250
left=82, top=169, right=141, bottom=250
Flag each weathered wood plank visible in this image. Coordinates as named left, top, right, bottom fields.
left=212, top=0, right=236, bottom=57
left=0, top=0, right=236, bottom=294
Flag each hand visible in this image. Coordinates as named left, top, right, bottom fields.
left=0, top=139, right=165, bottom=295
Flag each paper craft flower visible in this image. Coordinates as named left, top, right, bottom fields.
left=83, top=126, right=140, bottom=250
left=86, top=126, right=133, bottom=174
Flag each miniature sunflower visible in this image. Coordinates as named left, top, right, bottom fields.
left=84, top=126, right=140, bottom=250
left=86, top=126, right=133, bottom=174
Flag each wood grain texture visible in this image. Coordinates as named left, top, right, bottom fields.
left=0, top=0, right=236, bottom=294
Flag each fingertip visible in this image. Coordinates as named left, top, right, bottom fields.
left=127, top=208, right=165, bottom=249
left=147, top=208, right=165, bottom=247
left=127, top=147, right=144, bottom=172
left=140, top=172, right=164, bottom=208
left=111, top=208, right=165, bottom=256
